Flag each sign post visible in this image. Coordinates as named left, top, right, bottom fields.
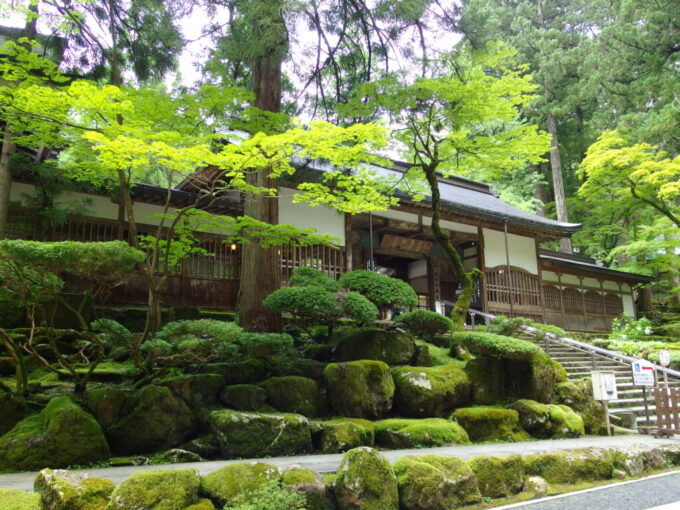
left=632, top=359, right=656, bottom=429
left=591, top=371, right=618, bottom=436
left=659, top=350, right=670, bottom=389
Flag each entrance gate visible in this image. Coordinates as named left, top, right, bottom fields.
left=653, top=387, right=680, bottom=437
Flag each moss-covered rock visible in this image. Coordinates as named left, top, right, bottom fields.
left=200, top=462, right=281, bottom=507
left=331, top=327, right=416, bottom=365
left=161, top=374, right=224, bottom=407
left=179, top=435, right=221, bottom=460
left=282, top=466, right=333, bottom=510
left=86, top=387, right=135, bottom=432
left=511, top=400, right=584, bottom=438
left=611, top=446, right=667, bottom=476
left=334, top=447, right=398, bottom=510
left=391, top=365, right=470, bottom=418
left=324, top=361, right=394, bottom=419
left=219, top=384, right=268, bottom=411
left=374, top=418, right=469, bottom=449
left=0, top=393, right=30, bottom=437
left=154, top=448, right=203, bottom=464
left=457, top=332, right=557, bottom=403
left=209, top=410, right=311, bottom=458
left=0, top=489, right=42, bottom=510
left=0, top=396, right=110, bottom=471
left=553, top=379, right=608, bottom=435
left=260, top=376, right=326, bottom=417
left=411, top=343, right=432, bottom=367
left=522, top=448, right=614, bottom=484
left=184, top=499, right=215, bottom=510
left=189, top=360, right=270, bottom=385
left=34, top=468, right=114, bottom=510
left=467, top=455, right=525, bottom=498
left=451, top=407, right=530, bottom=443
left=315, top=418, right=375, bottom=453
left=107, top=385, right=196, bottom=455
left=393, top=455, right=482, bottom=510
left=108, top=468, right=200, bottom=509
left=550, top=360, right=568, bottom=383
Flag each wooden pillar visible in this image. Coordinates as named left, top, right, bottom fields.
left=344, top=214, right=353, bottom=273
left=535, top=238, right=545, bottom=320
left=478, top=226, right=488, bottom=314
left=579, top=276, right=588, bottom=329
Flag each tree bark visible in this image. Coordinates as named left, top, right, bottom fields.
left=547, top=114, right=572, bottom=254
left=238, top=0, right=287, bottom=332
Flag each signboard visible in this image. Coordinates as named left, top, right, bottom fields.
left=631, top=359, right=656, bottom=387
left=659, top=350, right=671, bottom=367
left=591, top=371, right=618, bottom=401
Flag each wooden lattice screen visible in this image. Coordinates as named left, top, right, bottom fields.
left=484, top=266, right=541, bottom=308
left=562, top=287, right=583, bottom=313
left=654, top=387, right=680, bottom=437
left=584, top=290, right=604, bottom=314
left=543, top=284, right=561, bottom=311
left=280, top=244, right=345, bottom=281
left=604, top=293, right=624, bottom=315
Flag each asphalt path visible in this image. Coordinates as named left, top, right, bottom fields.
left=496, top=470, right=680, bottom=510
left=1, top=434, right=678, bottom=492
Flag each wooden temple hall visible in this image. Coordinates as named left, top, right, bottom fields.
left=6, top=159, right=652, bottom=332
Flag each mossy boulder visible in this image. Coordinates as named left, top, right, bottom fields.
left=451, top=407, right=530, bottom=443
left=391, top=365, right=470, bottom=418
left=0, top=394, right=30, bottom=437
left=412, top=343, right=432, bottom=366
left=260, top=376, right=326, bottom=417
left=179, top=434, right=221, bottom=460
left=200, top=462, right=281, bottom=507
left=457, top=332, right=557, bottom=403
left=467, top=455, right=525, bottom=498
left=0, top=489, right=42, bottom=510
left=161, top=374, right=224, bottom=407
left=189, top=360, right=270, bottom=385
left=393, top=455, right=482, bottom=510
left=324, top=361, right=395, bottom=419
left=154, top=448, right=203, bottom=464
left=511, top=400, right=584, bottom=438
left=611, top=445, right=667, bottom=476
left=553, top=379, right=608, bottom=435
left=0, top=396, right=110, bottom=471
left=219, top=384, right=268, bottom=411
left=34, top=468, right=114, bottom=510
left=282, top=466, right=333, bottom=510
left=522, top=448, right=614, bottom=484
left=108, top=468, right=200, bottom=509
left=315, top=418, right=375, bottom=453
left=334, top=447, right=398, bottom=510
left=209, top=410, right=311, bottom=458
left=107, top=385, right=196, bottom=455
left=374, top=418, right=469, bottom=449
left=86, top=387, right=135, bottom=432
left=184, top=500, right=215, bottom=510
left=331, top=327, right=416, bottom=365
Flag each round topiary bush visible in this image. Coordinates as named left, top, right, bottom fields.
left=339, top=292, right=379, bottom=326
left=394, top=310, right=453, bottom=340
left=288, top=266, right=341, bottom=292
left=338, top=270, right=418, bottom=312
left=263, top=285, right=342, bottom=334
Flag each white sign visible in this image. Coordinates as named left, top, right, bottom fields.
left=631, top=359, right=656, bottom=387
left=591, top=371, right=618, bottom=401
left=659, top=350, right=671, bottom=367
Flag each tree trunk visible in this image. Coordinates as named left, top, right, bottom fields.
left=0, top=128, right=15, bottom=238
left=238, top=0, right=287, bottom=332
left=422, top=164, right=481, bottom=333
left=547, top=114, right=572, bottom=254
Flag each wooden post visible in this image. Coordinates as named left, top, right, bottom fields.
left=478, top=227, right=488, bottom=314
left=503, top=220, right=514, bottom=317
left=344, top=214, right=353, bottom=273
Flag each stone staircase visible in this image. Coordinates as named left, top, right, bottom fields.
left=542, top=338, right=680, bottom=429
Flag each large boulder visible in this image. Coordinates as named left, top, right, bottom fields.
left=324, top=361, right=395, bottom=419
left=334, top=447, right=399, bottom=510
left=107, top=385, right=196, bottom=455
left=456, top=332, right=557, bottom=404
left=451, top=407, right=530, bottom=443
left=0, top=396, right=110, bottom=471
left=86, top=387, right=135, bottom=432
left=219, top=384, right=268, bottom=411
left=467, top=455, right=525, bottom=498
left=161, top=374, right=224, bottom=407
left=553, top=379, right=608, bottom=435
left=209, top=409, right=311, bottom=458
left=180, top=434, right=221, bottom=460
left=282, top=465, right=333, bottom=510
left=522, top=448, right=614, bottom=484
left=611, top=445, right=667, bottom=476
left=108, top=468, right=201, bottom=509
left=0, top=394, right=31, bottom=437
left=200, top=462, right=281, bottom=507
left=332, top=327, right=416, bottom=365
left=393, top=455, right=482, bottom=510
left=374, top=418, right=469, bottom=449
left=34, top=469, right=115, bottom=510
left=315, top=418, right=375, bottom=453
left=391, top=365, right=470, bottom=418
left=511, top=400, right=585, bottom=438
left=260, top=376, right=327, bottom=417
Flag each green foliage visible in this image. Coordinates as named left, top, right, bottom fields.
left=485, top=315, right=532, bottom=337
left=610, top=314, right=654, bottom=342
left=263, top=285, right=342, bottom=333
left=223, top=480, right=306, bottom=510
left=288, top=267, right=340, bottom=292
left=395, top=310, right=453, bottom=340
left=90, top=318, right=134, bottom=351
left=338, top=292, right=379, bottom=326
left=338, top=270, right=418, bottom=311
left=453, top=331, right=543, bottom=361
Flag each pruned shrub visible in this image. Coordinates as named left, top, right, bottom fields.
left=288, top=266, right=340, bottom=292
left=263, top=285, right=342, bottom=336
left=339, top=270, right=418, bottom=312
left=394, top=310, right=452, bottom=340
left=485, top=315, right=533, bottom=337
left=339, top=292, right=378, bottom=326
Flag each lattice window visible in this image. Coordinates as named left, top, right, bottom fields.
left=543, top=284, right=561, bottom=311
left=562, top=287, right=583, bottom=313
left=584, top=290, right=604, bottom=314
left=280, top=244, right=345, bottom=281
left=604, top=293, right=624, bottom=315
left=484, top=266, right=540, bottom=308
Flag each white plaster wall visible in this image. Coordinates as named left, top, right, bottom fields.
left=561, top=274, right=580, bottom=285
left=542, top=270, right=559, bottom=283
left=372, top=209, right=477, bottom=234
left=623, top=294, right=635, bottom=317
left=622, top=283, right=631, bottom=293
left=483, top=228, right=538, bottom=274
left=583, top=277, right=601, bottom=288
left=408, top=259, right=427, bottom=279
left=603, top=280, right=620, bottom=291
left=279, top=187, right=345, bottom=244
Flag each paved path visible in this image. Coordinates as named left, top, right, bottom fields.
left=497, top=470, right=680, bottom=510
left=1, top=434, right=678, bottom=491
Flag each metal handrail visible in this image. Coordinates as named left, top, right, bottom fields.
left=467, top=308, right=680, bottom=381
